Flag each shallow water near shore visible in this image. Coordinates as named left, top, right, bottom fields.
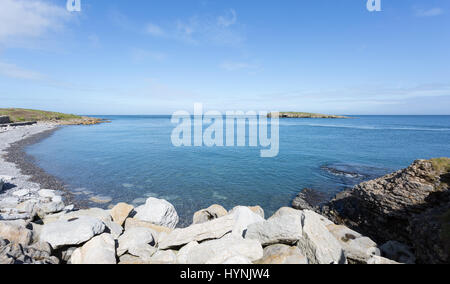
left=25, top=115, right=450, bottom=226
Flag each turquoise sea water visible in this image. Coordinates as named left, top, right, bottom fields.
left=26, top=115, right=450, bottom=226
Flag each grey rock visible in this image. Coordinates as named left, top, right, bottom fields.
left=185, top=235, right=263, bottom=264
left=380, top=241, right=415, bottom=264
left=40, top=217, right=106, bottom=249
left=229, top=206, right=265, bottom=238
left=117, top=227, right=156, bottom=256
left=159, top=214, right=235, bottom=250
left=246, top=207, right=303, bottom=246
left=298, top=210, right=347, bottom=264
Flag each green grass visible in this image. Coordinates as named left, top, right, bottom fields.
left=430, top=158, right=450, bottom=174
left=0, top=108, right=83, bottom=122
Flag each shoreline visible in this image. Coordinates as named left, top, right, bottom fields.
left=2, top=125, right=85, bottom=209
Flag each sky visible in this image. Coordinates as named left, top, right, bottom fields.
left=0, top=0, right=449, bottom=115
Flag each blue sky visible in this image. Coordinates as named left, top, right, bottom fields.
left=0, top=0, right=449, bottom=115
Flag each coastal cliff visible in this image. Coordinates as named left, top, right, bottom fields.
left=0, top=108, right=108, bottom=126
left=320, top=158, right=450, bottom=264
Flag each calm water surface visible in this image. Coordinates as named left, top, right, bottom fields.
left=27, top=115, right=450, bottom=226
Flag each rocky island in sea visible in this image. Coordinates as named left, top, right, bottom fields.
left=268, top=112, right=349, bottom=119
left=0, top=110, right=448, bottom=264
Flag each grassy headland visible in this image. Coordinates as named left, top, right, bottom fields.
left=0, top=108, right=108, bottom=125
left=268, top=112, right=349, bottom=119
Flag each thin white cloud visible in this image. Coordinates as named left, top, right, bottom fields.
left=130, top=48, right=167, bottom=63
left=0, top=61, right=44, bottom=80
left=415, top=7, right=444, bottom=17
left=0, top=0, right=70, bottom=44
left=145, top=23, right=165, bottom=37
left=220, top=61, right=259, bottom=71
left=145, top=10, right=244, bottom=47
left=217, top=9, right=237, bottom=27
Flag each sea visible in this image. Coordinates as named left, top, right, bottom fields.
left=26, top=115, right=450, bottom=226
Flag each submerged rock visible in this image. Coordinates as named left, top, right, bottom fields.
left=134, top=198, right=179, bottom=229
left=292, top=188, right=329, bottom=211
left=322, top=158, right=450, bottom=264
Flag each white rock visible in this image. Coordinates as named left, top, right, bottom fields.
left=40, top=216, right=106, bottom=249
left=148, top=250, right=177, bottom=264
left=70, top=233, right=116, bottom=264
left=12, top=189, right=31, bottom=197
left=246, top=207, right=303, bottom=246
left=221, top=256, right=253, bottom=264
left=230, top=206, right=265, bottom=237
left=326, top=224, right=380, bottom=263
left=185, top=235, right=263, bottom=264
left=159, top=214, right=235, bottom=250
left=134, top=198, right=179, bottom=229
left=367, top=255, right=401, bottom=264
left=38, top=189, right=57, bottom=199
left=117, top=227, right=156, bottom=256
left=176, top=241, right=200, bottom=264
left=297, top=210, right=346, bottom=264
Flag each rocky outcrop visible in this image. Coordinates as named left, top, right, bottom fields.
left=321, top=158, right=450, bottom=264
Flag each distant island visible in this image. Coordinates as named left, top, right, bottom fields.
left=268, top=112, right=349, bottom=119
left=0, top=108, right=108, bottom=125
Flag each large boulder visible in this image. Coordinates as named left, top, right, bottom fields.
left=159, top=214, right=235, bottom=250
left=117, top=227, right=156, bottom=257
left=70, top=233, right=116, bottom=264
left=134, top=198, right=179, bottom=229
left=193, top=204, right=228, bottom=224
left=40, top=217, right=105, bottom=249
left=111, top=203, right=134, bottom=226
left=176, top=241, right=199, bottom=264
left=230, top=206, right=265, bottom=237
left=184, top=236, right=263, bottom=264
left=255, top=244, right=308, bottom=264
left=322, top=158, right=450, bottom=264
left=298, top=210, right=346, bottom=264
left=245, top=207, right=303, bottom=246
left=55, top=208, right=123, bottom=239
left=0, top=221, right=33, bottom=245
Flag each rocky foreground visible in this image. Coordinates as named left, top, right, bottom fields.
left=0, top=187, right=396, bottom=264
